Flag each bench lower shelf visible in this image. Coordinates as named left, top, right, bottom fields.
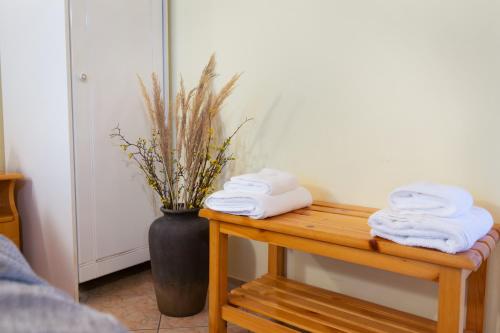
left=224, top=274, right=437, bottom=333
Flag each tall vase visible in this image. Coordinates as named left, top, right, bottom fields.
left=148, top=207, right=209, bottom=317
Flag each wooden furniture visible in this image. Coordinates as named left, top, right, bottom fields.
left=0, top=173, right=22, bottom=247
left=200, top=201, right=500, bottom=333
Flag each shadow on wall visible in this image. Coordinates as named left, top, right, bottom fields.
left=8, top=149, right=58, bottom=284
left=227, top=93, right=303, bottom=176
left=228, top=237, right=257, bottom=281
left=16, top=178, right=50, bottom=275
left=15, top=165, right=77, bottom=295
left=476, top=199, right=500, bottom=229
left=288, top=251, right=438, bottom=320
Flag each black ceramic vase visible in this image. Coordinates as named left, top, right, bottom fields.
left=149, top=207, right=209, bottom=317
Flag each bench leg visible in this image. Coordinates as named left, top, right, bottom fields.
left=466, top=261, right=488, bottom=333
left=437, top=267, right=467, bottom=333
left=268, top=244, right=286, bottom=277
left=209, top=221, right=228, bottom=333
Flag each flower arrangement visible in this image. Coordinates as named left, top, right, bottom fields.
left=111, top=55, right=250, bottom=210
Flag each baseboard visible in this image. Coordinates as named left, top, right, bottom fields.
left=228, top=276, right=245, bottom=290
left=78, top=246, right=150, bottom=282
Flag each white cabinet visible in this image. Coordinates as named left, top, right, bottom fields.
left=70, top=0, right=164, bottom=282
left=0, top=0, right=166, bottom=295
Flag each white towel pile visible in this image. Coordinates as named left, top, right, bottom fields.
left=205, top=168, right=312, bottom=219
left=369, top=182, right=493, bottom=254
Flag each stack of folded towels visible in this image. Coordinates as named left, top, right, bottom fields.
left=205, top=168, right=313, bottom=219
left=369, top=182, right=494, bottom=254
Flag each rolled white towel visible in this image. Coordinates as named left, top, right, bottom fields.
left=368, top=207, right=493, bottom=254
left=205, top=186, right=312, bottom=219
left=389, top=182, right=473, bottom=217
left=223, top=168, right=298, bottom=195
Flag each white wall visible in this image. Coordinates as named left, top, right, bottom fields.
left=0, top=0, right=78, bottom=297
left=170, top=0, right=500, bottom=330
left=0, top=72, right=5, bottom=172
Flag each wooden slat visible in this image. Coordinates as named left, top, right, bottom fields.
left=258, top=275, right=436, bottom=333
left=220, top=223, right=440, bottom=281
left=229, top=275, right=436, bottom=333
left=470, top=242, right=490, bottom=262
left=312, top=201, right=379, bottom=214
left=229, top=293, right=345, bottom=333
left=477, top=234, right=496, bottom=252
left=489, top=226, right=500, bottom=242
left=373, top=238, right=482, bottom=271
left=272, top=211, right=373, bottom=245
left=222, top=305, right=299, bottom=333
left=289, top=210, right=373, bottom=233
left=232, top=288, right=384, bottom=333
left=240, top=281, right=424, bottom=333
left=307, top=206, right=373, bottom=218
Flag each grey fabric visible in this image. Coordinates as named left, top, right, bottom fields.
left=0, top=236, right=127, bottom=333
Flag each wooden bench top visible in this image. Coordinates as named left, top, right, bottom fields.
left=0, top=173, right=23, bottom=181
left=200, top=201, right=500, bottom=271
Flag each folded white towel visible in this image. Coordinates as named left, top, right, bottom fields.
left=205, top=186, right=313, bottom=219
left=389, top=182, right=473, bottom=217
left=223, top=168, right=298, bottom=195
left=368, top=207, right=493, bottom=253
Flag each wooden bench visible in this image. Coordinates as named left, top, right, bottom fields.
left=200, top=201, right=500, bottom=333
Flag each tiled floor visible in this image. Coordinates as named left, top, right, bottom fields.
left=80, top=263, right=248, bottom=333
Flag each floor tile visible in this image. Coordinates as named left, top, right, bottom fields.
left=80, top=264, right=249, bottom=333
left=81, top=264, right=161, bottom=330
left=158, top=328, right=208, bottom=333
left=157, top=327, right=248, bottom=333
left=159, top=307, right=208, bottom=329
left=87, top=295, right=160, bottom=330
left=228, top=324, right=251, bottom=333
left=158, top=325, right=249, bottom=332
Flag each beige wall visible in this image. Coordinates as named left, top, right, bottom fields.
left=170, top=0, right=500, bottom=330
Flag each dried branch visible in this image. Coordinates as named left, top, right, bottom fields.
left=112, top=54, right=250, bottom=210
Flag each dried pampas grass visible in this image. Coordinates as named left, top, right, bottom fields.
left=112, top=55, right=250, bottom=210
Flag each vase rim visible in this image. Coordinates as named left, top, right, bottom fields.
left=160, top=206, right=200, bottom=215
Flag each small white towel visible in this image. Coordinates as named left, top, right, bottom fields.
left=205, top=186, right=313, bottom=219
left=369, top=207, right=493, bottom=254
left=223, top=168, right=298, bottom=195
left=389, top=182, right=473, bottom=217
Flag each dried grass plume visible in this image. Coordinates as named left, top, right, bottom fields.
left=112, top=55, right=250, bottom=210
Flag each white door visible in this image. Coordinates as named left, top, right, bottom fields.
left=70, top=0, right=164, bottom=282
